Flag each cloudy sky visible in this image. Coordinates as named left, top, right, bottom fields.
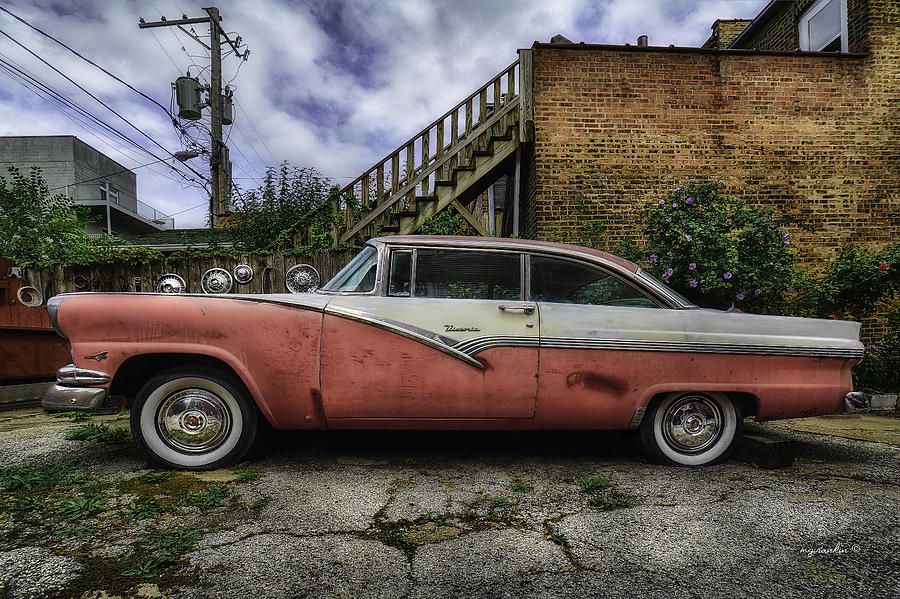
left=0, top=0, right=766, bottom=228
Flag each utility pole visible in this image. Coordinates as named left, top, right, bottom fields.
left=206, top=6, right=225, bottom=227
left=139, top=7, right=245, bottom=227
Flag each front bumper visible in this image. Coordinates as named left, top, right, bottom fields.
left=41, top=364, right=110, bottom=412
left=844, top=391, right=871, bottom=413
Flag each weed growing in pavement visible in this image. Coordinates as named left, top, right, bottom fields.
left=126, top=498, right=162, bottom=520
left=0, top=461, right=84, bottom=491
left=184, top=484, right=227, bottom=508
left=578, top=474, right=634, bottom=511
left=58, top=494, right=108, bottom=520
left=577, top=475, right=612, bottom=493
left=236, top=466, right=263, bottom=482
left=509, top=476, right=534, bottom=493
left=65, top=423, right=130, bottom=444
left=122, top=527, right=202, bottom=577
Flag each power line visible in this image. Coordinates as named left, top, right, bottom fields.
left=0, top=27, right=209, bottom=186
left=234, top=96, right=277, bottom=163
left=0, top=52, right=206, bottom=191
left=0, top=6, right=175, bottom=120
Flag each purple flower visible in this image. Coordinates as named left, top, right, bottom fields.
left=787, top=287, right=794, bottom=293
left=784, top=240, right=791, bottom=245
left=665, top=217, right=672, bottom=222
left=649, top=254, right=658, bottom=262
left=689, top=263, right=696, bottom=270
left=736, top=293, right=745, bottom=301
left=686, top=197, right=694, bottom=205
left=689, top=279, right=698, bottom=288
left=868, top=344, right=876, bottom=350
left=658, top=199, right=666, bottom=205
left=675, top=187, right=681, bottom=192
left=667, top=251, right=673, bottom=257
left=662, top=268, right=674, bottom=280
left=757, top=232, right=763, bottom=238
left=672, top=202, right=678, bottom=208
left=684, top=234, right=692, bottom=241
left=723, top=272, right=732, bottom=280
left=754, top=289, right=762, bottom=296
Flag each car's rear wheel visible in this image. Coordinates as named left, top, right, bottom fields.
left=130, top=368, right=258, bottom=470
left=639, top=391, right=742, bottom=466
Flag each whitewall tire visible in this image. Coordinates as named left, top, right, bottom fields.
left=130, top=368, right=258, bottom=470
left=639, top=391, right=742, bottom=467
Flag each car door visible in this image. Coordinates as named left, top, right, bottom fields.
left=320, top=246, right=539, bottom=420
left=529, top=253, right=666, bottom=428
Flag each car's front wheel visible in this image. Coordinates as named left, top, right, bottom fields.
left=639, top=391, right=742, bottom=466
left=130, top=368, right=258, bottom=470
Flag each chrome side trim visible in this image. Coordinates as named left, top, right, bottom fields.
left=454, top=336, right=540, bottom=355
left=324, top=305, right=485, bottom=369
left=451, top=335, right=863, bottom=359
left=56, top=364, right=111, bottom=386
left=540, top=337, right=864, bottom=359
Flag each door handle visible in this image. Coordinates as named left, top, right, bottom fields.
left=498, top=304, right=535, bottom=315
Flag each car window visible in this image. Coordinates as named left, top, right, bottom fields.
left=321, top=245, right=378, bottom=292
left=389, top=250, right=412, bottom=296
left=414, top=249, right=521, bottom=300
left=530, top=255, right=660, bottom=307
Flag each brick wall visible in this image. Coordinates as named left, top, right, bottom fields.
left=703, top=20, right=753, bottom=50
left=527, top=1, right=899, bottom=262
left=733, top=0, right=870, bottom=53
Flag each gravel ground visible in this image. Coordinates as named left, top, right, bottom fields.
left=0, top=407, right=898, bottom=599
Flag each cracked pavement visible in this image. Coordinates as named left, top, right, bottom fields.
left=0, top=407, right=899, bottom=598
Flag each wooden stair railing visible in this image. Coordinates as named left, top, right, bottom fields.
left=337, top=60, right=520, bottom=245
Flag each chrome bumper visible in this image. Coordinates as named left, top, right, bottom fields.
left=41, top=364, right=110, bottom=412
left=844, top=392, right=871, bottom=413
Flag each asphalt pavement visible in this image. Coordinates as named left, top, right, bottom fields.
left=0, top=406, right=898, bottom=599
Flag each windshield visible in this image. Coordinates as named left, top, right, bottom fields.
left=321, top=245, right=378, bottom=292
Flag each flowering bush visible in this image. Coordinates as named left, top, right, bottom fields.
left=638, top=183, right=802, bottom=312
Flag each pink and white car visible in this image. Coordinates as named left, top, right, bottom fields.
left=42, top=236, right=867, bottom=469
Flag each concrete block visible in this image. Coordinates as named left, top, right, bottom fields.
left=735, top=433, right=796, bottom=469
left=870, top=394, right=898, bottom=411
left=0, top=382, right=53, bottom=410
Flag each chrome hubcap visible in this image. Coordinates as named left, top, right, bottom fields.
left=156, top=388, right=231, bottom=454
left=661, top=395, right=723, bottom=454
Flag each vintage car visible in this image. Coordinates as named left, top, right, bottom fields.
left=42, top=236, right=868, bottom=469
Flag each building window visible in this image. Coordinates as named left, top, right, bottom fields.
left=799, top=0, right=848, bottom=52
left=100, top=183, right=119, bottom=205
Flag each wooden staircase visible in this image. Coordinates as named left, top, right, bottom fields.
left=337, top=60, right=522, bottom=244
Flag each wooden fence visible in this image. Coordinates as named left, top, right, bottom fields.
left=23, top=250, right=358, bottom=299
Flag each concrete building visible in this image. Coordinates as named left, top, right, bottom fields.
left=0, top=135, right=175, bottom=238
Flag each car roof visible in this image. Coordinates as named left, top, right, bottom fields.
left=371, top=236, right=640, bottom=273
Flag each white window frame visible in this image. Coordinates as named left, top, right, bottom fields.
left=799, top=0, right=848, bottom=52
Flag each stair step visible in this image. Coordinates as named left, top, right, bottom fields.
left=397, top=211, right=418, bottom=218
left=473, top=148, right=492, bottom=157
left=435, top=180, right=456, bottom=187
left=415, top=195, right=437, bottom=203
left=380, top=224, right=400, bottom=233
left=490, top=133, right=512, bottom=142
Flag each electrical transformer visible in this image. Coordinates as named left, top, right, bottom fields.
left=174, top=76, right=203, bottom=120
left=222, top=88, right=234, bottom=126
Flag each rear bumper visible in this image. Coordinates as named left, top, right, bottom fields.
left=844, top=392, right=871, bottom=413
left=41, top=364, right=110, bottom=412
